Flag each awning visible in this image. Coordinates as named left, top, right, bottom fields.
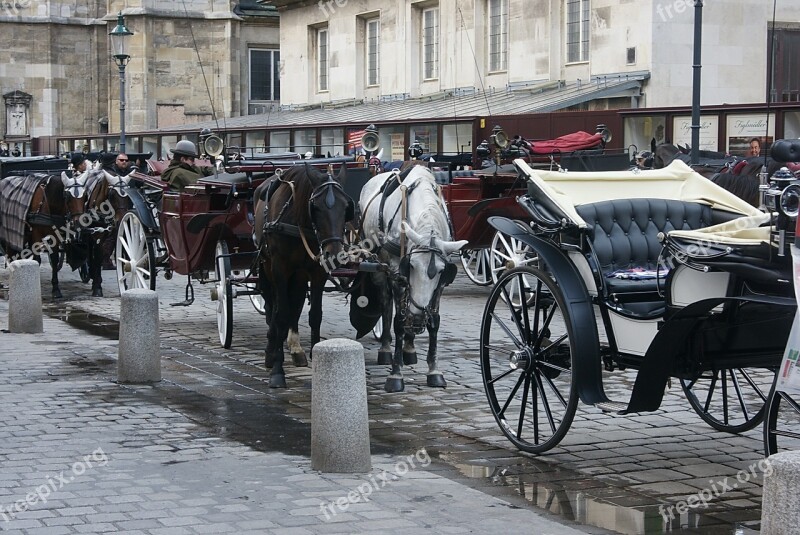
left=166, top=71, right=650, bottom=133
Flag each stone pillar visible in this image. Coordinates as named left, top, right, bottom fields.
left=117, top=288, right=160, bottom=384
left=8, top=259, right=42, bottom=333
left=761, top=451, right=800, bottom=534
left=311, top=339, right=371, bottom=473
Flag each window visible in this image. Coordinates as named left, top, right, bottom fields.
left=488, top=0, right=508, bottom=72
left=250, top=49, right=280, bottom=101
left=770, top=28, right=800, bottom=103
left=293, top=129, right=317, bottom=155
left=321, top=128, right=344, bottom=157
left=366, top=18, right=380, bottom=86
left=317, top=28, right=329, bottom=92
left=566, top=0, right=589, bottom=63
left=422, top=7, right=439, bottom=80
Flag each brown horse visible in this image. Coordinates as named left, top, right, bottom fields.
left=0, top=173, right=88, bottom=298
left=70, top=170, right=130, bottom=296
left=253, top=164, right=353, bottom=388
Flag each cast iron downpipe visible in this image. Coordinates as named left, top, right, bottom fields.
left=690, top=1, right=703, bottom=165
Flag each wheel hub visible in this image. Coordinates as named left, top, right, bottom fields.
left=509, top=348, right=533, bottom=370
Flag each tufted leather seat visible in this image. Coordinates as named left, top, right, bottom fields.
left=575, top=199, right=731, bottom=317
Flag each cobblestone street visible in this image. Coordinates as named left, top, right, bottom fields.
left=0, top=262, right=774, bottom=534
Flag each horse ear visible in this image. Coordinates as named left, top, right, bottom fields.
left=441, top=240, right=469, bottom=255
left=650, top=138, right=656, bottom=153
left=336, top=163, right=347, bottom=185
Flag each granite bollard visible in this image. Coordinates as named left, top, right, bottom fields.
left=761, top=450, right=800, bottom=534
left=311, top=338, right=371, bottom=473
left=118, top=288, right=161, bottom=384
left=8, top=259, right=43, bottom=333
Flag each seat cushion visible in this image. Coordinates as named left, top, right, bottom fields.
left=576, top=199, right=716, bottom=277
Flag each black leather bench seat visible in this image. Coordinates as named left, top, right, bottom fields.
left=575, top=198, right=726, bottom=317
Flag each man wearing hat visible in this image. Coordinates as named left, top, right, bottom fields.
left=162, top=140, right=214, bottom=190
left=71, top=152, right=89, bottom=174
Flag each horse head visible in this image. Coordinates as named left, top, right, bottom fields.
left=305, top=163, right=353, bottom=262
left=400, top=219, right=467, bottom=333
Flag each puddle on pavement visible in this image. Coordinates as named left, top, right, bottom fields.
left=43, top=303, right=119, bottom=339
left=46, top=302, right=762, bottom=535
left=432, top=453, right=761, bottom=535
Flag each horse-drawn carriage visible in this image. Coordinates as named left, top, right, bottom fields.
left=479, top=141, right=800, bottom=453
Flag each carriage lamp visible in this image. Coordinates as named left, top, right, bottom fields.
left=476, top=140, right=491, bottom=158
left=490, top=125, right=509, bottom=150
left=109, top=12, right=133, bottom=154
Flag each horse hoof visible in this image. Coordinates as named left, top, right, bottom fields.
left=403, top=351, right=417, bottom=365
left=384, top=377, right=405, bottom=393
left=269, top=374, right=287, bottom=388
left=427, top=374, right=447, bottom=388
left=377, top=350, right=393, bottom=365
left=292, top=352, right=308, bottom=367
left=92, top=288, right=103, bottom=298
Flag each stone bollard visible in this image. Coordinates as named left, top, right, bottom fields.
left=311, top=339, right=371, bottom=473
left=761, top=451, right=800, bottom=534
left=8, top=259, right=43, bottom=333
left=117, top=288, right=161, bottom=384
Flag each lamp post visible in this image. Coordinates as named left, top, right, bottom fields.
left=109, top=12, right=132, bottom=154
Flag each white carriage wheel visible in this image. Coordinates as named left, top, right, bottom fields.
left=460, top=248, right=492, bottom=286
left=116, top=212, right=156, bottom=293
left=372, top=319, right=382, bottom=340
left=215, top=241, right=233, bottom=349
left=246, top=269, right=266, bottom=315
left=489, top=231, right=538, bottom=305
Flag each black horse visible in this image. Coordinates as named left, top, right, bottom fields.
left=253, top=164, right=353, bottom=388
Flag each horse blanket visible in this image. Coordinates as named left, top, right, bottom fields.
left=0, top=174, right=42, bottom=253
left=530, top=131, right=604, bottom=155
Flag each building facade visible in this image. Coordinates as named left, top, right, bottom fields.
left=271, top=0, right=799, bottom=109
left=0, top=0, right=278, bottom=155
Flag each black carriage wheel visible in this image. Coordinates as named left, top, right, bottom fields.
left=764, top=386, right=800, bottom=456
left=480, top=266, right=578, bottom=454
left=116, top=212, right=156, bottom=293
left=681, top=367, right=775, bottom=434
left=215, top=241, right=233, bottom=349
left=79, top=261, right=91, bottom=283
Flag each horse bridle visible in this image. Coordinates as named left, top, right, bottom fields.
left=306, top=173, right=351, bottom=250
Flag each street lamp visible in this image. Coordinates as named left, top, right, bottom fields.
left=109, top=12, right=132, bottom=154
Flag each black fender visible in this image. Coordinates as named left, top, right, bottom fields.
left=488, top=216, right=610, bottom=405
left=625, top=294, right=796, bottom=413
left=126, top=186, right=159, bottom=232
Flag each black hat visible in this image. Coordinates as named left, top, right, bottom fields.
left=101, top=152, right=118, bottom=168
left=70, top=153, right=86, bottom=167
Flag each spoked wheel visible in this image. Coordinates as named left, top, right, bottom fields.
left=480, top=266, right=578, bottom=454
left=79, top=261, right=91, bottom=283
left=116, top=212, right=156, bottom=292
left=489, top=231, right=540, bottom=306
left=764, top=387, right=800, bottom=456
left=461, top=248, right=492, bottom=286
left=215, top=241, right=233, bottom=349
left=245, top=269, right=266, bottom=315
left=681, top=367, right=776, bottom=433
left=372, top=320, right=383, bottom=341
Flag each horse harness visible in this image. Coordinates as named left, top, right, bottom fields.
left=262, top=168, right=354, bottom=262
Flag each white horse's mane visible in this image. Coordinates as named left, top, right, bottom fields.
left=393, top=167, right=450, bottom=241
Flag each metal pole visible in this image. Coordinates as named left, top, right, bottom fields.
left=119, top=63, right=126, bottom=154
left=690, top=1, right=703, bottom=165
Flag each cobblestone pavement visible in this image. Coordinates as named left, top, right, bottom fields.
left=0, top=261, right=775, bottom=534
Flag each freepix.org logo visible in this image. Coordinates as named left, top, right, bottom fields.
left=318, top=0, right=347, bottom=18
left=2, top=0, right=32, bottom=17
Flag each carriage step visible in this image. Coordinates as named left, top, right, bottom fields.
left=593, top=401, right=628, bottom=414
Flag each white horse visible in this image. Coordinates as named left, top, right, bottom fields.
left=359, top=165, right=467, bottom=392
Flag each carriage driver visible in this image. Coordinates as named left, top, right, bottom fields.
left=162, top=140, right=214, bottom=190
